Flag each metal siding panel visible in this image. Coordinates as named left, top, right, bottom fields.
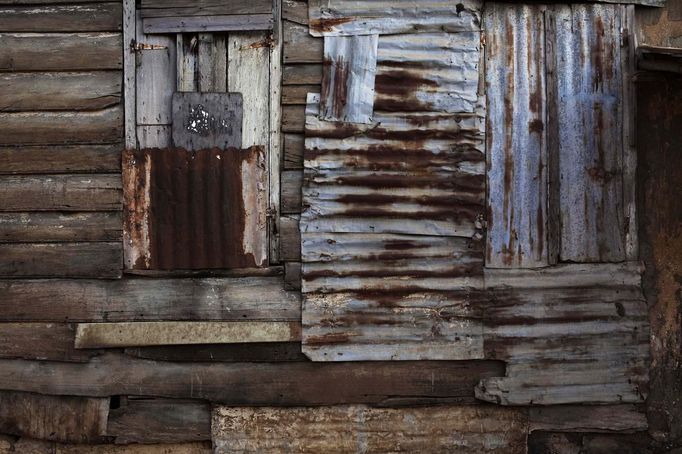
left=485, top=3, right=549, bottom=268
left=308, top=0, right=483, bottom=36
left=320, top=34, right=378, bottom=124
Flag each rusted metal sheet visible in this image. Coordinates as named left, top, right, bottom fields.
left=171, top=93, right=242, bottom=151
left=212, top=405, right=528, bottom=454
left=308, top=0, right=482, bottom=37
left=376, top=32, right=481, bottom=113
left=485, top=4, right=549, bottom=268
left=477, top=262, right=649, bottom=405
left=123, top=146, right=267, bottom=270
left=550, top=3, right=631, bottom=263
left=320, top=34, right=378, bottom=124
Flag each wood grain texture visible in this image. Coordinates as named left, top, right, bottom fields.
left=283, top=133, right=304, bottom=168
left=0, top=174, right=121, bottom=211
left=0, top=72, right=120, bottom=111
left=141, top=0, right=271, bottom=14
left=213, top=405, right=528, bottom=454
left=197, top=33, right=226, bottom=92
left=0, top=323, right=97, bottom=362
left=0, top=277, right=300, bottom=322
left=279, top=215, right=301, bottom=261
left=176, top=33, right=198, bottom=92
left=125, top=343, right=307, bottom=362
left=107, top=398, right=210, bottom=444
left=282, top=85, right=319, bottom=105
left=281, top=169, right=302, bottom=213
left=284, top=262, right=301, bottom=290
left=283, top=21, right=322, bottom=63
left=281, top=104, right=305, bottom=132
left=75, top=321, right=302, bottom=348
left=144, top=14, right=272, bottom=33
left=0, top=107, right=123, bottom=145
left=0, top=242, right=122, bottom=278
left=0, top=212, right=121, bottom=242
left=282, top=0, right=307, bottom=25
left=528, top=405, right=647, bottom=433
left=0, top=353, right=504, bottom=405
left=283, top=64, right=322, bottom=85
left=0, top=391, right=108, bottom=443
left=0, top=33, right=122, bottom=71
left=123, top=0, right=135, bottom=148
left=0, top=439, right=212, bottom=454
left=0, top=3, right=121, bottom=31
left=528, top=431, right=653, bottom=454
left=135, top=30, right=175, bottom=126
left=0, top=144, right=121, bottom=174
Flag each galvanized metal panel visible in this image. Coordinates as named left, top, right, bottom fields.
left=485, top=3, right=549, bottom=268
left=550, top=3, right=629, bottom=262
left=477, top=262, right=649, bottom=405
left=123, top=146, right=267, bottom=270
left=213, top=405, right=528, bottom=454
left=308, top=0, right=483, bottom=37
left=171, top=92, right=242, bottom=150
left=320, top=34, right=378, bottom=124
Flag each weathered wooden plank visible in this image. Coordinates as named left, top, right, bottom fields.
left=107, top=398, right=210, bottom=444
left=320, top=34, right=378, bottom=123
left=144, top=14, right=273, bottom=33
left=485, top=4, right=549, bottom=268
left=283, top=133, right=304, bottom=168
left=125, top=343, right=307, bottom=362
left=0, top=107, right=123, bottom=145
left=227, top=32, right=270, bottom=147
left=0, top=174, right=121, bottom=211
left=0, top=71, right=120, bottom=111
left=0, top=242, right=122, bottom=278
left=269, top=0, right=283, bottom=264
left=282, top=0, right=307, bottom=25
left=136, top=28, right=175, bottom=125
left=529, top=405, right=647, bottom=433
left=283, top=63, right=322, bottom=85
left=75, top=321, right=302, bottom=348
left=197, top=33, right=226, bottom=92
left=123, top=0, right=135, bottom=148
left=308, top=0, right=482, bottom=36
left=282, top=84, right=319, bottom=105
left=171, top=93, right=242, bottom=150
left=0, top=391, right=108, bottom=443
left=0, top=33, right=122, bottom=71
left=281, top=169, right=302, bottom=213
left=284, top=262, right=301, bottom=290
left=0, top=440, right=213, bottom=454
left=141, top=0, right=271, bottom=13
left=0, top=323, right=96, bottom=362
left=0, top=353, right=504, bottom=405
left=0, top=144, right=121, bottom=174
left=0, top=277, right=300, bottom=322
left=528, top=431, right=653, bottom=454
left=283, top=21, right=322, bottom=63
left=476, top=263, right=649, bottom=405
left=0, top=212, right=121, bottom=242
left=137, top=125, right=171, bottom=148
left=0, top=3, right=121, bottom=32
left=279, top=215, right=301, bottom=261
left=281, top=104, right=305, bottom=132
left=549, top=4, right=628, bottom=262
left=176, top=33, right=198, bottom=92
left=0, top=0, right=124, bottom=3
left=213, top=405, right=528, bottom=454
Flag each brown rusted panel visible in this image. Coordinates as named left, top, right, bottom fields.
left=213, top=405, right=528, bottom=454
left=123, top=146, right=267, bottom=270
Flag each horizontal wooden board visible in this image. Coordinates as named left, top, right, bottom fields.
left=281, top=104, right=305, bottom=132
left=0, top=242, right=122, bottom=278
left=282, top=84, right=319, bottom=105
left=144, top=14, right=272, bottom=33
left=528, top=405, right=647, bottom=433
left=0, top=71, right=120, bottom=111
left=0, top=33, right=122, bottom=71
left=0, top=353, right=504, bottom=405
left=283, top=133, right=304, bottom=169
left=282, top=0, right=308, bottom=25
left=0, top=174, right=121, bottom=211
left=0, top=277, right=300, bottom=322
left=283, top=64, right=322, bottom=85
left=213, top=405, right=528, bottom=454
left=0, top=439, right=212, bottom=454
left=281, top=169, right=303, bottom=213
left=0, top=3, right=121, bottom=32
left=141, top=0, right=271, bottom=17
left=0, top=391, right=108, bottom=443
left=125, top=343, right=307, bottom=362
left=107, top=398, right=210, bottom=444
left=0, top=323, right=96, bottom=362
left=0, top=212, right=121, bottom=242
left=0, top=144, right=121, bottom=174
left=528, top=431, right=653, bottom=454
left=75, top=321, right=302, bottom=348
left=0, top=107, right=123, bottom=145
left=283, top=21, right=322, bottom=63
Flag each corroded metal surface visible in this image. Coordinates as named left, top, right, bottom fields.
left=320, top=34, right=378, bottom=123
left=123, top=146, right=267, bottom=270
left=477, top=262, right=649, bottom=405
left=308, top=0, right=482, bottom=37
left=213, top=405, right=528, bottom=454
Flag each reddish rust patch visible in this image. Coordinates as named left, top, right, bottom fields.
left=309, top=17, right=353, bottom=34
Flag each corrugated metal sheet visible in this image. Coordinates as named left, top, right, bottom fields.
left=485, top=4, right=549, bottom=268
left=477, top=262, right=649, bottom=405
left=320, top=34, right=378, bottom=124
left=302, top=27, right=485, bottom=361
left=308, top=0, right=483, bottom=37
left=123, top=146, right=267, bottom=270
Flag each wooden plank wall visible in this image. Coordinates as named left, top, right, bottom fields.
left=0, top=1, right=124, bottom=278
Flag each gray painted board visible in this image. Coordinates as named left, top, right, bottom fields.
left=171, top=93, right=243, bottom=150
left=144, top=14, right=273, bottom=33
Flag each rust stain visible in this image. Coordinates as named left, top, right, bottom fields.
left=309, top=17, right=353, bottom=34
